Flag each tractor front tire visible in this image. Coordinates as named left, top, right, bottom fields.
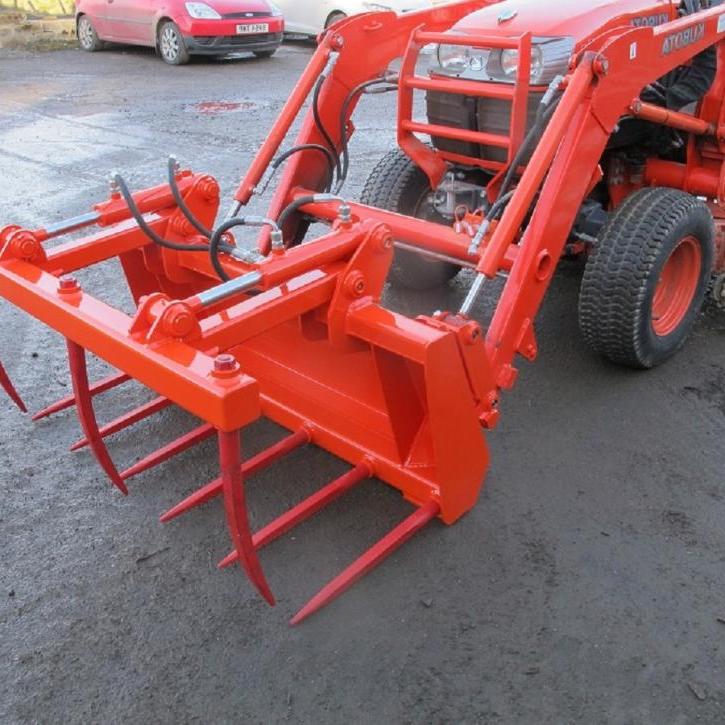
left=360, top=148, right=460, bottom=290
left=579, top=187, right=714, bottom=369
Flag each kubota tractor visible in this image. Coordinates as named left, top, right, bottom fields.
left=1, top=0, right=724, bottom=623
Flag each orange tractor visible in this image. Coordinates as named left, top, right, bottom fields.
left=2, top=0, right=724, bottom=623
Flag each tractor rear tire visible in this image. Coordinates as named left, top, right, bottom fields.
left=578, top=187, right=714, bottom=369
left=360, top=148, right=460, bottom=290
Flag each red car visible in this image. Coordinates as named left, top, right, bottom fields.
left=75, top=0, right=284, bottom=65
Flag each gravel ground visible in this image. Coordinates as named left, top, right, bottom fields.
left=1, top=42, right=724, bottom=725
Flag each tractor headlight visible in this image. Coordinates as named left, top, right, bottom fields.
left=433, top=36, right=573, bottom=85
left=436, top=44, right=490, bottom=74
left=185, top=2, right=222, bottom=19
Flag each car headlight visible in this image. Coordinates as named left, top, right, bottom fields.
left=185, top=2, right=221, bottom=19
left=266, top=1, right=283, bottom=16
left=433, top=36, right=573, bottom=85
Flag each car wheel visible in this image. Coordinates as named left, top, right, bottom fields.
left=579, top=187, right=714, bottom=368
left=325, top=12, right=347, bottom=29
left=253, top=50, right=276, bottom=59
left=77, top=15, right=104, bottom=52
left=158, top=21, right=190, bottom=65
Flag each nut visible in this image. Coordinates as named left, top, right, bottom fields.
left=213, top=353, right=240, bottom=377
left=345, top=270, right=367, bottom=297
left=58, top=275, right=80, bottom=294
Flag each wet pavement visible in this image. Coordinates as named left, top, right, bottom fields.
left=1, top=43, right=725, bottom=724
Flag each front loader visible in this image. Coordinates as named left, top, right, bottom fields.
left=1, top=0, right=724, bottom=623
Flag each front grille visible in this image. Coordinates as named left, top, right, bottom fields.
left=222, top=11, right=271, bottom=18
left=426, top=90, right=544, bottom=164
left=193, top=32, right=282, bottom=47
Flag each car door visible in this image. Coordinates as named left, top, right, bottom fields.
left=77, top=0, right=111, bottom=36
left=103, top=0, right=156, bottom=44
left=275, top=0, right=327, bottom=36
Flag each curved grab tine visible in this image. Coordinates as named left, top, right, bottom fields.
left=217, top=429, right=276, bottom=606
left=0, top=361, right=26, bottom=413
left=66, top=340, right=128, bottom=496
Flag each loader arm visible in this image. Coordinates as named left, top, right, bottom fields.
left=229, top=1, right=496, bottom=249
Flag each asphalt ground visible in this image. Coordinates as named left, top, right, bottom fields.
left=1, top=41, right=724, bottom=724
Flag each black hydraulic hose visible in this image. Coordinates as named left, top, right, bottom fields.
left=337, top=79, right=397, bottom=191
left=495, top=93, right=562, bottom=204
left=114, top=173, right=211, bottom=252
left=271, top=144, right=336, bottom=193
left=487, top=189, right=516, bottom=221
left=167, top=158, right=212, bottom=238
left=276, top=195, right=318, bottom=235
left=312, top=74, right=342, bottom=184
left=208, top=218, right=248, bottom=282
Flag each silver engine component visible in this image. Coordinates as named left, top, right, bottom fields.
left=432, top=172, right=485, bottom=219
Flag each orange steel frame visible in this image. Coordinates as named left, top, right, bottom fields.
left=2, top=2, right=725, bottom=623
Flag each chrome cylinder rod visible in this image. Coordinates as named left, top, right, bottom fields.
left=196, top=271, right=263, bottom=307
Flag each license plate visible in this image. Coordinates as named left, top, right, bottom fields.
left=237, top=23, right=269, bottom=34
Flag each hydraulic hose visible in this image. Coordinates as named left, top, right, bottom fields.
left=276, top=193, right=349, bottom=244
left=312, top=74, right=342, bottom=184
left=167, top=157, right=212, bottom=238
left=114, top=173, right=211, bottom=252
left=265, top=144, right=336, bottom=195
left=337, top=78, right=398, bottom=192
left=209, top=216, right=282, bottom=282
left=495, top=91, right=562, bottom=203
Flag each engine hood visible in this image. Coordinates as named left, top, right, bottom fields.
left=452, top=0, right=676, bottom=46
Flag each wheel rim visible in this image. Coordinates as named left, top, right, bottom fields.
left=78, top=18, right=94, bottom=49
left=160, top=26, right=179, bottom=61
left=651, top=235, right=702, bottom=336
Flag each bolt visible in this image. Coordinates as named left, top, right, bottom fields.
left=198, top=176, right=220, bottom=202
left=337, top=203, right=352, bottom=225
left=464, top=323, right=482, bottom=345
left=170, top=216, right=194, bottom=237
left=345, top=270, right=367, bottom=298
left=377, top=234, right=393, bottom=252
left=214, top=354, right=238, bottom=374
left=13, top=233, right=39, bottom=260
left=270, top=229, right=285, bottom=251
left=58, top=275, right=79, bottom=294
left=163, top=304, right=196, bottom=338
left=593, top=55, right=609, bottom=76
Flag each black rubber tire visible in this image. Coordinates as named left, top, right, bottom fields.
left=325, top=12, right=347, bottom=29
left=253, top=50, right=276, bottom=59
left=77, top=15, right=104, bottom=52
left=578, top=187, right=714, bottom=369
left=158, top=21, right=190, bottom=65
left=360, top=148, right=460, bottom=290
